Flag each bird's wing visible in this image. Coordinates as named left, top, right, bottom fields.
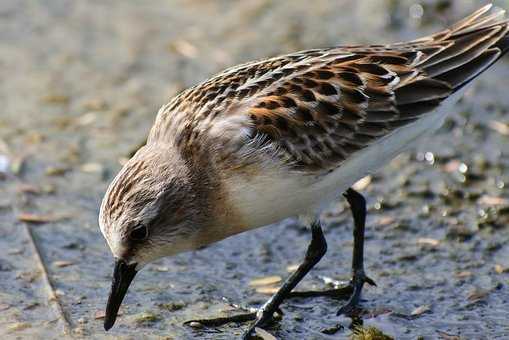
left=149, top=5, right=509, bottom=172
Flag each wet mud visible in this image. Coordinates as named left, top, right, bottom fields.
left=1, top=1, right=509, bottom=339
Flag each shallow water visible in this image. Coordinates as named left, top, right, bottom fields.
left=1, top=0, right=509, bottom=339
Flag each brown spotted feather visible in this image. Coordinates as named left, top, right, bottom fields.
left=148, top=5, right=509, bottom=172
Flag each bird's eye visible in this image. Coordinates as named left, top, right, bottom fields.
left=129, top=224, right=148, bottom=241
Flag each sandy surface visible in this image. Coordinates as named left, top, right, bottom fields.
left=1, top=1, right=509, bottom=339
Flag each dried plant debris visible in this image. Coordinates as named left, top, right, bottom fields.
left=467, top=287, right=490, bottom=303
left=416, top=238, right=440, bottom=247
left=494, top=264, right=509, bottom=274
left=16, top=270, right=41, bottom=283
left=7, top=322, right=32, bottom=333
left=167, top=40, right=199, bottom=59
left=254, top=286, right=279, bottom=295
left=478, top=195, right=509, bottom=206
left=455, top=271, right=473, bottom=279
left=157, top=301, right=187, bottom=312
left=41, top=93, right=70, bottom=104
left=488, top=120, right=509, bottom=135
left=95, top=310, right=123, bottom=320
left=321, top=323, right=344, bottom=335
left=80, top=163, right=103, bottom=173
left=351, top=326, right=394, bottom=340
left=249, top=276, right=282, bottom=287
left=253, top=327, right=277, bottom=340
left=249, top=275, right=282, bottom=294
left=446, top=224, right=475, bottom=241
left=17, top=213, right=68, bottom=224
left=133, top=312, right=162, bottom=326
left=391, top=304, right=431, bottom=320
left=436, top=330, right=461, bottom=340
left=45, top=166, right=70, bottom=176
left=52, top=261, right=74, bottom=268
left=411, top=304, right=431, bottom=317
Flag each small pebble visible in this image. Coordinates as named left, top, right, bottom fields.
left=187, top=321, right=203, bottom=329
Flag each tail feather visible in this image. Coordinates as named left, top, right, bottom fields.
left=423, top=25, right=504, bottom=75
left=410, top=4, right=509, bottom=92
left=390, top=5, right=508, bottom=123
left=424, top=26, right=506, bottom=77
left=448, top=4, right=495, bottom=32
left=436, top=48, right=501, bottom=89
left=496, top=34, right=509, bottom=53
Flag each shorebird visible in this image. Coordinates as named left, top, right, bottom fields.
left=99, top=5, right=509, bottom=338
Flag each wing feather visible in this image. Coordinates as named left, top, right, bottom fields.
left=148, top=6, right=509, bottom=172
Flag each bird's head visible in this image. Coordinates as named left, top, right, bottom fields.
left=98, top=144, right=213, bottom=330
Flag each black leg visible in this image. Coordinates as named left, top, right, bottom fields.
left=184, top=220, right=328, bottom=339
left=243, top=220, right=327, bottom=338
left=283, top=188, right=376, bottom=306
left=337, top=188, right=376, bottom=316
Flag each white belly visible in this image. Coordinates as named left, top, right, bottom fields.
left=315, top=89, right=465, bottom=204
left=225, top=91, right=464, bottom=229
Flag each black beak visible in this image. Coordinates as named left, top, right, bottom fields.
left=104, top=259, right=138, bottom=331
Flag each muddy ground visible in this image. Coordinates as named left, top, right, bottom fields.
left=1, top=1, right=509, bottom=339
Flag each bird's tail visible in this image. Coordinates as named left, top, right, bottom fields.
left=408, top=4, right=509, bottom=92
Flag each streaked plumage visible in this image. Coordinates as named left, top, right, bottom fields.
left=99, top=5, right=509, bottom=335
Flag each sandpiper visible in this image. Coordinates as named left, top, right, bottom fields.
left=99, top=5, right=509, bottom=338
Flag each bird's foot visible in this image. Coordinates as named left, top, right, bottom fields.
left=184, top=305, right=283, bottom=339
left=241, top=304, right=283, bottom=339
left=337, top=270, right=376, bottom=316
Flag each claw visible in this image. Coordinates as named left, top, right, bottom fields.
left=365, top=276, right=377, bottom=287
left=243, top=322, right=270, bottom=339
left=336, top=272, right=376, bottom=316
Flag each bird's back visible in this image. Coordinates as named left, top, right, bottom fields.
left=148, top=5, right=509, bottom=229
